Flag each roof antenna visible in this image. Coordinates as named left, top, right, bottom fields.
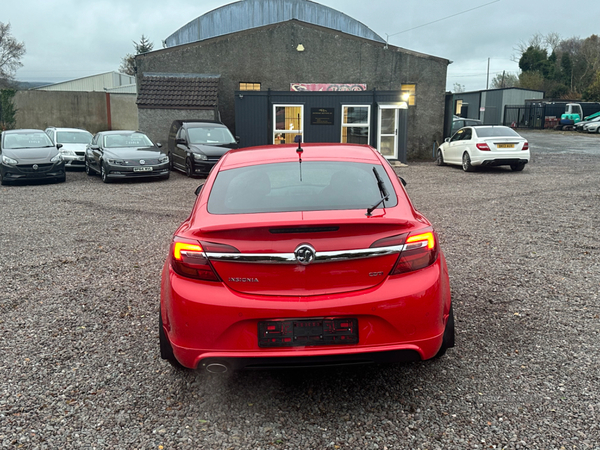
left=294, top=134, right=303, bottom=182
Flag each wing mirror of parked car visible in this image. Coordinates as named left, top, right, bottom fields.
left=56, top=143, right=63, bottom=149
left=444, top=137, right=450, bottom=143
left=176, top=138, right=187, bottom=145
left=156, top=142, right=162, bottom=148
left=235, top=136, right=241, bottom=144
left=90, top=144, right=99, bottom=150
left=195, top=184, right=204, bottom=196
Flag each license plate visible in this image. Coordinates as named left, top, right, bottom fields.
left=133, top=166, right=153, bottom=172
left=258, top=318, right=358, bottom=347
left=497, top=143, right=515, bottom=149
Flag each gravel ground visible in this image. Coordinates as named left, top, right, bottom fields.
left=1, top=130, right=599, bottom=449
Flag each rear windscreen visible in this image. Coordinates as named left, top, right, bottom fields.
left=207, top=161, right=398, bottom=214
left=475, top=127, right=521, bottom=138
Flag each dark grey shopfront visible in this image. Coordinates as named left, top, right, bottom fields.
left=234, top=90, right=409, bottom=163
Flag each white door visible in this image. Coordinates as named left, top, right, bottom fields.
left=377, top=107, right=399, bottom=159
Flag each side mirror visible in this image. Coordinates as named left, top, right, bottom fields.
left=56, top=143, right=63, bottom=149
left=235, top=136, right=241, bottom=144
left=444, top=137, right=450, bottom=143
left=176, top=138, right=187, bottom=145
left=398, top=176, right=407, bottom=187
left=156, top=142, right=162, bottom=148
left=91, top=144, right=100, bottom=150
left=195, top=184, right=204, bottom=196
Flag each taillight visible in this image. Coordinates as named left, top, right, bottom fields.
left=170, top=237, right=220, bottom=281
left=370, top=233, right=408, bottom=248
left=390, top=229, right=439, bottom=275
left=476, top=143, right=491, bottom=151
left=522, top=141, right=529, bottom=151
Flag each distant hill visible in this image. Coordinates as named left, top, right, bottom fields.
left=15, top=81, right=51, bottom=90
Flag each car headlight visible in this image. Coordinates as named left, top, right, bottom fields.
left=50, top=154, right=62, bottom=163
left=193, top=152, right=208, bottom=161
left=107, top=158, right=125, bottom=165
left=159, top=155, right=169, bottom=164
left=2, top=155, right=18, bottom=165
left=59, top=149, right=77, bottom=156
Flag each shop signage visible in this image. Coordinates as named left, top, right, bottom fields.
left=311, top=108, right=335, bottom=125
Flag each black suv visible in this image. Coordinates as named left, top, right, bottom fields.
left=167, top=120, right=239, bottom=177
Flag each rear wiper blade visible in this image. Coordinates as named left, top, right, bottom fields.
left=366, top=167, right=390, bottom=216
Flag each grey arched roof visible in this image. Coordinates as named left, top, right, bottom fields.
left=164, top=0, right=385, bottom=47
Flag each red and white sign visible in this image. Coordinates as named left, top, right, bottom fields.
left=291, top=83, right=367, bottom=92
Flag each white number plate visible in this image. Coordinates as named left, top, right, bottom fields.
left=134, top=166, right=153, bottom=172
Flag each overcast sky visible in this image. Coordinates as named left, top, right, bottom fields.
left=4, top=0, right=599, bottom=91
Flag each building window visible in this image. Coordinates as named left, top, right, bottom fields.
left=455, top=100, right=463, bottom=115
left=341, top=105, right=370, bottom=145
left=273, top=105, right=303, bottom=144
left=401, top=84, right=416, bottom=106
left=240, top=82, right=261, bottom=91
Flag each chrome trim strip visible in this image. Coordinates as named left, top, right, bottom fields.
left=206, top=244, right=406, bottom=264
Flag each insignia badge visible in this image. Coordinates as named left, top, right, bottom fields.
left=139, top=160, right=146, bottom=165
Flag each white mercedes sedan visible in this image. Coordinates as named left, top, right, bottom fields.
left=437, top=126, right=530, bottom=172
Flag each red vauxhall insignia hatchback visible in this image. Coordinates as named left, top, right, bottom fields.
left=160, top=143, right=454, bottom=372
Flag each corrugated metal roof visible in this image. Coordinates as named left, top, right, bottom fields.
left=165, top=0, right=385, bottom=47
left=33, top=72, right=136, bottom=92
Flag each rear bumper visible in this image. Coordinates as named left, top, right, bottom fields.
left=472, top=150, right=530, bottom=167
left=480, top=158, right=529, bottom=167
left=161, top=256, right=452, bottom=369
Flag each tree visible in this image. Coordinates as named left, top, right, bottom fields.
left=0, top=22, right=26, bottom=88
left=584, top=70, right=600, bottom=101
left=452, top=83, right=465, bottom=93
left=0, top=88, right=17, bottom=130
left=490, top=72, right=519, bottom=89
left=119, top=35, right=154, bottom=76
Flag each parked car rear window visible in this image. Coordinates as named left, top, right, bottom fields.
left=475, top=127, right=521, bottom=138
left=207, top=161, right=398, bottom=214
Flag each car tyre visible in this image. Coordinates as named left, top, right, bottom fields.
left=185, top=158, right=193, bottom=178
left=57, top=174, right=66, bottom=183
left=159, top=311, right=186, bottom=369
left=462, top=152, right=475, bottom=172
left=436, top=149, right=445, bottom=166
left=162, top=172, right=170, bottom=181
left=85, top=158, right=94, bottom=176
left=101, top=162, right=111, bottom=183
left=0, top=171, right=7, bottom=186
left=510, top=162, right=526, bottom=172
left=168, top=152, right=174, bottom=170
left=434, top=305, right=455, bottom=358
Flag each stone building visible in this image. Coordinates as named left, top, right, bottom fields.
left=135, top=0, right=449, bottom=161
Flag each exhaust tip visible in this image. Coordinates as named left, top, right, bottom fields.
left=205, top=363, right=228, bottom=373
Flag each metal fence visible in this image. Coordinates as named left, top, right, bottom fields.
left=503, top=104, right=566, bottom=129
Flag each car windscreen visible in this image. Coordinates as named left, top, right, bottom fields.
left=207, top=161, right=398, bottom=214
left=104, top=133, right=154, bottom=148
left=475, top=127, right=521, bottom=138
left=57, top=131, right=92, bottom=144
left=188, top=126, right=236, bottom=145
left=3, top=132, right=54, bottom=149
